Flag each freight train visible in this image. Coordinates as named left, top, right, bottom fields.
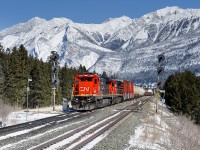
left=71, top=73, right=144, bottom=110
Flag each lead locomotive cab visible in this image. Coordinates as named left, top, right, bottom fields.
left=72, top=73, right=102, bottom=110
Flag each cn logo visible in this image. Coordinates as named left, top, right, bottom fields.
left=80, top=87, right=90, bottom=92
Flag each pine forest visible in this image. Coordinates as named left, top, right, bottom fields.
left=0, top=44, right=87, bottom=108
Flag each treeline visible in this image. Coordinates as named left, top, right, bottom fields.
left=164, top=70, right=200, bottom=124
left=0, top=44, right=87, bottom=108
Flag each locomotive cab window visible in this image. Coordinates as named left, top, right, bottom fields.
left=80, top=77, right=93, bottom=82
left=80, top=77, right=86, bottom=81
left=88, top=77, right=93, bottom=82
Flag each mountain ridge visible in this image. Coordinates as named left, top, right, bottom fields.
left=1, top=6, right=200, bottom=82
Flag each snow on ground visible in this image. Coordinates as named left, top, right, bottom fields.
left=42, top=111, right=122, bottom=150
left=81, top=133, right=109, bottom=150
left=0, top=124, right=46, bottom=141
left=0, top=120, right=85, bottom=150
left=125, top=100, right=173, bottom=150
left=2, top=105, right=62, bottom=127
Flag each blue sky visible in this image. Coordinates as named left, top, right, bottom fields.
left=0, top=0, right=200, bottom=30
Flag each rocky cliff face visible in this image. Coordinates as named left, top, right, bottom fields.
left=1, top=6, right=200, bottom=82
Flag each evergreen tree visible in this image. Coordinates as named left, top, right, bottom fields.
left=78, top=64, right=83, bottom=73
left=164, top=70, right=200, bottom=124
left=82, top=66, right=87, bottom=73
left=101, top=71, right=108, bottom=79
left=59, top=64, right=68, bottom=99
left=29, top=59, right=51, bottom=108
left=4, top=47, right=26, bottom=106
left=0, top=44, right=79, bottom=108
left=40, top=60, right=51, bottom=106
left=29, top=59, right=42, bottom=108
left=0, top=44, right=5, bottom=103
left=18, top=45, right=29, bottom=106
left=0, top=44, right=3, bottom=51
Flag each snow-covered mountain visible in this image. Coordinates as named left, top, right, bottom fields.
left=1, top=6, right=200, bottom=82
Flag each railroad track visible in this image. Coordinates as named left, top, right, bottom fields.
left=0, top=112, right=90, bottom=135
left=30, top=96, right=150, bottom=150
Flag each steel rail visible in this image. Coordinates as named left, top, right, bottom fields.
left=30, top=96, right=151, bottom=150
left=0, top=112, right=83, bottom=135
left=68, top=97, right=150, bottom=150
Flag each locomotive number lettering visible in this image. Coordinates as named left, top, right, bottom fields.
left=80, top=87, right=90, bottom=92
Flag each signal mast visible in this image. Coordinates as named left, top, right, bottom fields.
left=156, top=54, right=165, bottom=112
left=50, top=51, right=59, bottom=111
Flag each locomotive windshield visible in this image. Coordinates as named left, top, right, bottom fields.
left=80, top=77, right=93, bottom=82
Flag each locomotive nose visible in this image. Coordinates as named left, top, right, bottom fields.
left=80, top=86, right=90, bottom=92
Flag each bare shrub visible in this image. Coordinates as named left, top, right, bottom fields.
left=151, top=129, right=161, bottom=142
left=146, top=115, right=158, bottom=126
left=0, top=100, right=13, bottom=127
left=141, top=127, right=148, bottom=141
left=167, top=116, right=200, bottom=150
left=141, top=115, right=162, bottom=144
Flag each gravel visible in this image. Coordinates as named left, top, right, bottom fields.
left=92, top=98, right=151, bottom=150
left=0, top=97, right=152, bottom=150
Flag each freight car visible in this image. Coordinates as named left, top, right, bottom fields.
left=71, top=73, right=134, bottom=110
left=144, top=89, right=153, bottom=96
left=134, top=85, right=145, bottom=98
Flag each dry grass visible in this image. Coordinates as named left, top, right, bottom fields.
left=151, top=129, right=161, bottom=142
left=0, top=100, right=14, bottom=126
left=139, top=98, right=200, bottom=150
left=141, top=115, right=162, bottom=144
left=142, top=127, right=148, bottom=141
left=167, top=116, right=200, bottom=150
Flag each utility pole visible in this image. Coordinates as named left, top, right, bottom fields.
left=50, top=51, right=59, bottom=111
left=160, top=90, right=165, bottom=126
left=26, top=78, right=32, bottom=121
left=26, top=78, right=32, bottom=112
left=156, top=54, right=165, bottom=113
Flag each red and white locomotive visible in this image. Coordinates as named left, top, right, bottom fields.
left=71, top=73, right=134, bottom=110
